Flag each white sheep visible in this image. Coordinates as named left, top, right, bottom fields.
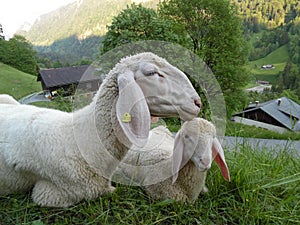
left=115, top=118, right=230, bottom=202
left=0, top=94, right=20, bottom=105
left=0, top=52, right=201, bottom=207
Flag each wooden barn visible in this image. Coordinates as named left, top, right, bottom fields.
left=37, top=65, right=104, bottom=97
left=232, top=97, right=300, bottom=133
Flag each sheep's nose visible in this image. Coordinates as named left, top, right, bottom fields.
left=194, top=99, right=202, bottom=109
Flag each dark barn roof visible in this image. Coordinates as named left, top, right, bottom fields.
left=37, top=65, right=101, bottom=89
left=233, top=97, right=300, bottom=132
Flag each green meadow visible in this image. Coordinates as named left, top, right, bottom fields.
left=247, top=45, right=289, bottom=83
left=0, top=63, right=41, bottom=100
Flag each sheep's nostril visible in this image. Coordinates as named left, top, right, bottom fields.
left=194, top=99, right=202, bottom=109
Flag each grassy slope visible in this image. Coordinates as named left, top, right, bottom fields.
left=246, top=45, right=289, bottom=83
left=0, top=63, right=41, bottom=99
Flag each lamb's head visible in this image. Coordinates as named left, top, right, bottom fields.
left=114, top=52, right=201, bottom=147
left=172, top=118, right=230, bottom=183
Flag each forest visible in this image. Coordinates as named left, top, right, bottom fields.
left=231, top=0, right=300, bottom=97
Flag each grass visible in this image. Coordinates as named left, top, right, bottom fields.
left=32, top=96, right=73, bottom=112
left=226, top=120, right=300, bottom=140
left=0, top=63, right=41, bottom=99
left=246, top=45, right=289, bottom=83
left=0, top=144, right=299, bottom=224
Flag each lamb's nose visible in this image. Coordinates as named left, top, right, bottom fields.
left=194, top=99, right=202, bottom=109
left=200, top=158, right=211, bottom=170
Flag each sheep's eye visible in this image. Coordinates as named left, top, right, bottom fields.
left=146, top=71, right=164, bottom=78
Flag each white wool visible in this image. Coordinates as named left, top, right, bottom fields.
left=0, top=94, right=20, bottom=105
left=0, top=52, right=201, bottom=207
left=116, top=118, right=217, bottom=202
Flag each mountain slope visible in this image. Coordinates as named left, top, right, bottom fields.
left=246, top=45, right=290, bottom=83
left=20, top=0, right=159, bottom=46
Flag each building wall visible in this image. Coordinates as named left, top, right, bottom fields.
left=243, top=109, right=283, bottom=128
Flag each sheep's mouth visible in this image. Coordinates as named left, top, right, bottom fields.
left=148, top=104, right=200, bottom=121
left=149, top=112, right=177, bottom=118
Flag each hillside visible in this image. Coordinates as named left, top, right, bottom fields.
left=16, top=0, right=300, bottom=82
left=20, top=0, right=159, bottom=46
left=18, top=0, right=159, bottom=65
left=247, top=45, right=290, bottom=83
left=0, top=63, right=41, bottom=99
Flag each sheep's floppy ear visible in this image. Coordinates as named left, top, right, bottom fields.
left=172, top=131, right=184, bottom=184
left=212, top=138, right=230, bottom=181
left=116, top=71, right=150, bottom=147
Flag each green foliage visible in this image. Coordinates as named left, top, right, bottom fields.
left=36, top=35, right=102, bottom=68
left=288, top=19, right=300, bottom=65
left=32, top=96, right=73, bottom=112
left=101, top=3, right=180, bottom=54
left=250, top=28, right=289, bottom=60
left=0, top=63, right=41, bottom=99
left=0, top=35, right=38, bottom=75
left=232, top=0, right=300, bottom=31
left=273, top=60, right=300, bottom=92
left=247, top=89, right=280, bottom=103
left=159, top=0, right=250, bottom=115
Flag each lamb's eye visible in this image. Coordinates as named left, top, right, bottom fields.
left=146, top=71, right=157, bottom=76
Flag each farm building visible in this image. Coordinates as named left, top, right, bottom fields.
left=261, top=64, right=275, bottom=69
left=37, top=65, right=104, bottom=97
left=232, top=97, right=300, bottom=133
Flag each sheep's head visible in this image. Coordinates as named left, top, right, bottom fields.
left=117, top=52, right=201, bottom=121
left=172, top=118, right=230, bottom=183
left=115, top=52, right=201, bottom=147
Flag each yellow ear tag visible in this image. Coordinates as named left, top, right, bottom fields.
left=122, top=112, right=131, bottom=123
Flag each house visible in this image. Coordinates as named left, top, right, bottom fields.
left=257, top=80, right=270, bottom=85
left=232, top=97, right=300, bottom=133
left=261, top=64, right=275, bottom=70
left=37, top=65, right=104, bottom=97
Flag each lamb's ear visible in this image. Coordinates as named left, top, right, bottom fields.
left=172, top=131, right=184, bottom=184
left=116, top=71, right=150, bottom=148
left=212, top=138, right=230, bottom=181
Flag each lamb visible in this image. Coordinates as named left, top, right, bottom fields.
left=0, top=94, right=20, bottom=105
left=0, top=52, right=201, bottom=207
left=115, top=118, right=230, bottom=202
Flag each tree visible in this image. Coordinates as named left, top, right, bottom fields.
left=0, top=35, right=38, bottom=75
left=159, top=0, right=250, bottom=115
left=100, top=3, right=180, bottom=54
